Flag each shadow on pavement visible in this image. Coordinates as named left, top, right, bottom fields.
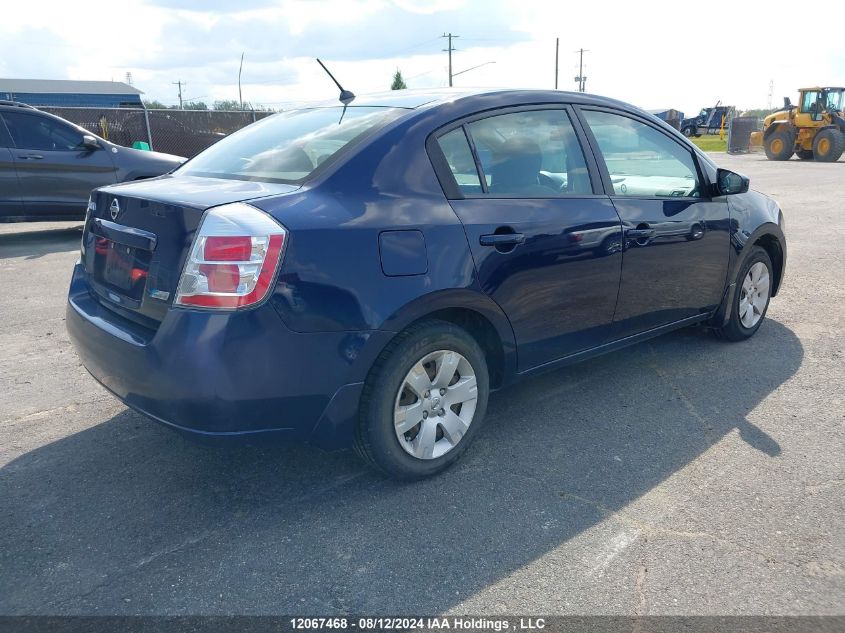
left=0, top=319, right=802, bottom=614
left=0, top=225, right=83, bottom=260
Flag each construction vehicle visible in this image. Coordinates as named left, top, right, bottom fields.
left=680, top=102, right=733, bottom=137
left=751, top=87, right=845, bottom=162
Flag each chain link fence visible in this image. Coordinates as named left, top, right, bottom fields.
left=727, top=117, right=763, bottom=154
left=40, top=107, right=273, bottom=158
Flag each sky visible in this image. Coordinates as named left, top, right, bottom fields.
left=1, top=0, right=843, bottom=116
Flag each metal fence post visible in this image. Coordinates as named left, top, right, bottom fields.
left=143, top=107, right=154, bottom=151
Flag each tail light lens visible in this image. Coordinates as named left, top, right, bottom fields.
left=175, top=202, right=287, bottom=309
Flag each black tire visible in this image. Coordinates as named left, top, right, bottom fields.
left=354, top=319, right=490, bottom=479
left=812, top=128, right=845, bottom=162
left=714, top=246, right=773, bottom=342
left=682, top=126, right=695, bottom=137
left=764, top=128, right=795, bottom=160
left=796, top=149, right=814, bottom=160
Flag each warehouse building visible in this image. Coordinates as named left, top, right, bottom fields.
left=0, top=78, right=143, bottom=107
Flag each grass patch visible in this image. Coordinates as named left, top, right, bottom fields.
left=688, top=135, right=727, bottom=152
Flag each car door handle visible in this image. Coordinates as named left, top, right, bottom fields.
left=18, top=154, right=44, bottom=160
left=479, top=233, right=525, bottom=246
left=625, top=228, right=656, bottom=239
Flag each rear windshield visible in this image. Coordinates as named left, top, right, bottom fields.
left=177, top=106, right=406, bottom=184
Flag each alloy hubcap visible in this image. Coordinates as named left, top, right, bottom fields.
left=393, top=350, right=478, bottom=460
left=739, top=262, right=770, bottom=329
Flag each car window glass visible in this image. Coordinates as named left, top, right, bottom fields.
left=436, top=127, right=482, bottom=194
left=584, top=110, right=702, bottom=198
left=465, top=109, right=592, bottom=197
left=179, top=107, right=405, bottom=184
left=2, top=111, right=84, bottom=151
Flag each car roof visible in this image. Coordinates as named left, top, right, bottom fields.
left=290, top=88, right=639, bottom=111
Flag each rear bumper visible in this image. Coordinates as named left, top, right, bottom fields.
left=66, top=263, right=387, bottom=449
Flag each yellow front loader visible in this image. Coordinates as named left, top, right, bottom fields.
left=750, top=87, right=845, bottom=161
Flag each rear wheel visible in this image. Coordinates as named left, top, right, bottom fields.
left=354, top=319, right=489, bottom=479
left=764, top=128, right=795, bottom=160
left=812, top=128, right=845, bottom=162
left=714, top=246, right=773, bottom=341
left=796, top=149, right=814, bottom=160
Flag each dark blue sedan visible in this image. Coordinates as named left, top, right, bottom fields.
left=67, top=89, right=786, bottom=479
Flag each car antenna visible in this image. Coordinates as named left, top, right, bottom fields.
left=316, top=58, right=355, bottom=105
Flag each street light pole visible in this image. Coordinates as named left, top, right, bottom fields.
left=555, top=37, right=559, bottom=90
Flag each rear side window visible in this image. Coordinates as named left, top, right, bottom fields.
left=466, top=109, right=592, bottom=197
left=437, top=127, right=483, bottom=195
left=2, top=111, right=84, bottom=151
left=179, top=107, right=405, bottom=184
left=583, top=110, right=702, bottom=198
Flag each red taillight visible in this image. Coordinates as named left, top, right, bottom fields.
left=204, top=236, right=253, bottom=261
left=174, top=203, right=287, bottom=310
left=199, top=263, right=241, bottom=292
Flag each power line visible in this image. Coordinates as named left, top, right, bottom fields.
left=442, top=32, right=459, bottom=87
left=172, top=80, right=186, bottom=109
left=238, top=52, right=245, bottom=111
left=574, top=48, right=589, bottom=92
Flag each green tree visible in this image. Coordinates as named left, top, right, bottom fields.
left=740, top=108, right=779, bottom=118
left=183, top=101, right=208, bottom=110
left=213, top=99, right=252, bottom=111
left=391, top=69, right=407, bottom=90
left=143, top=99, right=171, bottom=109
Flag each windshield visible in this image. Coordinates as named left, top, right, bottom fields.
left=178, top=106, right=406, bottom=184
left=824, top=90, right=844, bottom=111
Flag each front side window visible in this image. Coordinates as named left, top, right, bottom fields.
left=801, top=91, right=821, bottom=115
left=583, top=110, right=702, bottom=198
left=179, top=107, right=405, bottom=184
left=460, top=109, right=592, bottom=197
left=2, top=111, right=84, bottom=151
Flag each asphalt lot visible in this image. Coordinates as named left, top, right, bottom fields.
left=0, top=153, right=843, bottom=616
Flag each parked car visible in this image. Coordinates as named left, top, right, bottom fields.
left=0, top=101, right=184, bottom=222
left=66, top=89, right=786, bottom=479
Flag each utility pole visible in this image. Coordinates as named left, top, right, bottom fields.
left=442, top=32, right=459, bottom=87
left=767, top=79, right=774, bottom=111
left=173, top=80, right=185, bottom=109
left=238, top=52, right=245, bottom=110
left=555, top=38, right=559, bottom=89
left=574, top=48, right=589, bottom=92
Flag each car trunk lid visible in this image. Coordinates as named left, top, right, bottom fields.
left=81, top=174, right=299, bottom=327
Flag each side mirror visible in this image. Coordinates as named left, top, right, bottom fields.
left=81, top=135, right=100, bottom=150
left=715, top=168, right=749, bottom=196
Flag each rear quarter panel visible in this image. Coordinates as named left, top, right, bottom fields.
left=251, top=107, right=519, bottom=383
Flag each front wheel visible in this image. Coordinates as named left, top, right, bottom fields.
left=714, top=246, right=773, bottom=341
left=764, top=129, right=795, bottom=160
left=354, top=320, right=489, bottom=479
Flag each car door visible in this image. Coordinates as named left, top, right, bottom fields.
left=0, top=114, right=22, bottom=220
left=1, top=110, right=118, bottom=219
left=431, top=106, right=623, bottom=371
left=578, top=107, right=730, bottom=338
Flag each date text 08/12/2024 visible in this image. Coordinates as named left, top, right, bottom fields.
left=289, top=617, right=547, bottom=630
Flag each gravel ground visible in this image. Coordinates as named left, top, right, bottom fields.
left=0, top=153, right=842, bottom=616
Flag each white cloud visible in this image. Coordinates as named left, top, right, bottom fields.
left=1, top=0, right=842, bottom=114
